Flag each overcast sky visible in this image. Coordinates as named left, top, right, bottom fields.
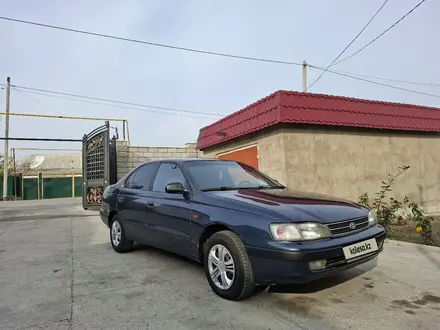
left=0, top=0, right=438, bottom=158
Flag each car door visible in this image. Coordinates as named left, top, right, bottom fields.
left=149, top=162, right=192, bottom=256
left=117, top=169, right=142, bottom=240
left=117, top=162, right=158, bottom=243
left=129, top=162, right=159, bottom=244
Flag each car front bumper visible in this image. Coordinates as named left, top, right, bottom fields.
left=245, top=225, right=386, bottom=285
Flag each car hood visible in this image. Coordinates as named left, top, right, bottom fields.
left=207, top=188, right=367, bottom=223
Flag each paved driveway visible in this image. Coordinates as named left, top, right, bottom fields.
left=0, top=198, right=439, bottom=330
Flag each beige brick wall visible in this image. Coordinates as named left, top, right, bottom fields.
left=116, top=141, right=201, bottom=180
left=200, top=126, right=440, bottom=215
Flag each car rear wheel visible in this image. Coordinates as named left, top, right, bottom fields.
left=110, top=214, right=133, bottom=253
left=204, top=230, right=255, bottom=301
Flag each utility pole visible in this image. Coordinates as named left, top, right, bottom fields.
left=3, top=77, right=10, bottom=200
left=302, top=61, right=307, bottom=92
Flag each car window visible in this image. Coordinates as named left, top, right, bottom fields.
left=184, top=160, right=279, bottom=191
left=124, top=170, right=138, bottom=188
left=152, top=163, right=186, bottom=192
left=124, top=162, right=157, bottom=190
left=134, top=163, right=158, bottom=190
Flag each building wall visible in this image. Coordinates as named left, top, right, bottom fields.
left=201, top=126, right=440, bottom=214
left=282, top=126, right=440, bottom=214
left=116, top=141, right=201, bottom=180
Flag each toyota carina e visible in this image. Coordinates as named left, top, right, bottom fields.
left=99, top=158, right=386, bottom=301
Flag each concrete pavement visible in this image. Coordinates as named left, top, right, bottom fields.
left=0, top=198, right=439, bottom=330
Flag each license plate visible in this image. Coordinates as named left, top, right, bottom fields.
left=342, top=238, right=378, bottom=260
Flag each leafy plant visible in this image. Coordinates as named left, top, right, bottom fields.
left=0, top=153, right=14, bottom=173
left=408, top=201, right=435, bottom=246
left=358, top=165, right=410, bottom=232
left=358, top=165, right=435, bottom=245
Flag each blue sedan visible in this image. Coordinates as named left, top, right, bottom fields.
left=100, top=158, right=386, bottom=301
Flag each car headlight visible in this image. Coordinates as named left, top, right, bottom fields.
left=269, top=223, right=331, bottom=241
left=368, top=210, right=377, bottom=226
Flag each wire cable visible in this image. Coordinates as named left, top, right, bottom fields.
left=12, top=87, right=56, bottom=110
left=9, top=84, right=224, bottom=117
left=0, top=16, right=302, bottom=67
left=11, top=87, right=223, bottom=120
left=309, top=65, right=440, bottom=99
left=307, top=0, right=389, bottom=90
left=334, top=0, right=427, bottom=66
left=311, top=67, right=440, bottom=87
left=11, top=84, right=225, bottom=117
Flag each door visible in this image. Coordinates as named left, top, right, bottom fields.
left=149, top=162, right=192, bottom=255
left=217, top=145, right=259, bottom=169
left=117, top=162, right=158, bottom=242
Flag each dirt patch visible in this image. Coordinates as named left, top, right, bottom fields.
left=391, top=299, right=421, bottom=309
left=389, top=219, right=440, bottom=247
left=331, top=298, right=344, bottom=304
left=391, top=293, right=440, bottom=312
left=414, top=293, right=440, bottom=305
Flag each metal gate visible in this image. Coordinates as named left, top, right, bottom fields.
left=82, top=122, right=117, bottom=210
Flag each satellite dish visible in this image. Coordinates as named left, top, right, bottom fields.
left=29, top=156, right=45, bottom=169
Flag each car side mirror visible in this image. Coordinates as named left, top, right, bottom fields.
left=165, top=182, right=186, bottom=194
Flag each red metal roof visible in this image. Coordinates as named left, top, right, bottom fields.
left=196, top=90, right=440, bottom=150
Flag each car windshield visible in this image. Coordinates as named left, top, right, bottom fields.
left=184, top=160, right=283, bottom=191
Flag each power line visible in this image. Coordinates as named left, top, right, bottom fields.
left=13, top=88, right=221, bottom=120
left=334, top=0, right=427, bottom=66
left=314, top=67, right=440, bottom=87
left=8, top=85, right=224, bottom=120
left=0, top=16, right=302, bottom=67
left=12, top=87, right=55, bottom=110
left=11, top=84, right=224, bottom=116
left=307, top=0, right=389, bottom=90
left=309, top=65, right=440, bottom=99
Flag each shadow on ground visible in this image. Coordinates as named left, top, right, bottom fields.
left=131, top=242, right=374, bottom=296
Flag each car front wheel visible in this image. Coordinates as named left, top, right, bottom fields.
left=110, top=214, right=133, bottom=253
left=204, top=230, right=255, bottom=301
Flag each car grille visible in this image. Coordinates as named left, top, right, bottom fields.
left=327, top=216, right=369, bottom=236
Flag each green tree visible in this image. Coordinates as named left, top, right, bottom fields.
left=0, top=153, right=14, bottom=173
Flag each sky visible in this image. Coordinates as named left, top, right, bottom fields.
left=0, top=0, right=438, bottom=159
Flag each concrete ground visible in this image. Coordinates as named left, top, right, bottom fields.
left=0, top=198, right=439, bottom=330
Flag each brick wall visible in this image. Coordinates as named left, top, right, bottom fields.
left=116, top=141, right=201, bottom=180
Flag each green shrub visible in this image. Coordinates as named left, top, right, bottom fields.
left=358, top=165, right=434, bottom=246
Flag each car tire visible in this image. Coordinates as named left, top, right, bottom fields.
left=110, top=214, right=133, bottom=253
left=204, top=230, right=255, bottom=301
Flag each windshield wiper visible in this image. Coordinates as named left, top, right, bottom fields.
left=266, top=185, right=285, bottom=189
left=201, top=187, right=240, bottom=192
left=240, top=185, right=285, bottom=190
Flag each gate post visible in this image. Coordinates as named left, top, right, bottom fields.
left=38, top=173, right=43, bottom=200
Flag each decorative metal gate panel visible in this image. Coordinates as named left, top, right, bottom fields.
left=82, top=123, right=117, bottom=210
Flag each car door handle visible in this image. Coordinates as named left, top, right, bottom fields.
left=118, top=196, right=124, bottom=203
left=145, top=202, right=154, bottom=209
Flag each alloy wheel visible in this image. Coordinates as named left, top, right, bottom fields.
left=111, top=220, right=122, bottom=246
left=207, top=244, right=236, bottom=290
